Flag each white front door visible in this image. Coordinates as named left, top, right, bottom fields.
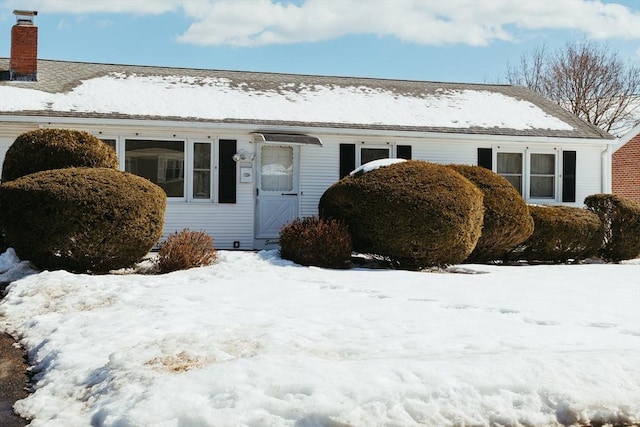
left=255, top=145, right=299, bottom=241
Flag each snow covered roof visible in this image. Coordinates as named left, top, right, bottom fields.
left=0, top=58, right=613, bottom=139
left=614, top=121, right=640, bottom=153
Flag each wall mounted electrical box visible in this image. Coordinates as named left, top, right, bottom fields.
left=240, top=164, right=253, bottom=183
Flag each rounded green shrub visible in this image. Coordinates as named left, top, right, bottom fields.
left=319, top=160, right=484, bottom=270
left=1, top=129, right=118, bottom=183
left=506, top=205, right=603, bottom=263
left=585, top=194, right=640, bottom=262
left=279, top=216, right=353, bottom=268
left=448, top=164, right=534, bottom=263
left=0, top=167, right=166, bottom=272
left=156, top=229, right=217, bottom=274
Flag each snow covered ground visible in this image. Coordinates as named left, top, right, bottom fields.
left=0, top=249, right=639, bottom=427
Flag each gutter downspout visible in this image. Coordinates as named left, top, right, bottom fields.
left=601, top=144, right=613, bottom=194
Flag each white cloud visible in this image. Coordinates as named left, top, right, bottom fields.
left=178, top=0, right=640, bottom=47
left=176, top=0, right=519, bottom=47
left=3, top=0, right=183, bottom=15
left=4, top=0, right=639, bottom=46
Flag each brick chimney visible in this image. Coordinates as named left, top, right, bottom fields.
left=10, top=10, right=38, bottom=81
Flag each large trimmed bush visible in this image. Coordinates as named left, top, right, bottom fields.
left=1, top=129, right=118, bottom=183
left=449, top=164, right=533, bottom=263
left=0, top=167, right=166, bottom=272
left=279, top=216, right=353, bottom=268
left=506, top=205, right=603, bottom=263
left=585, top=194, right=640, bottom=262
left=319, top=160, right=484, bottom=269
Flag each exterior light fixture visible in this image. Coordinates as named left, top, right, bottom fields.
left=232, top=150, right=255, bottom=162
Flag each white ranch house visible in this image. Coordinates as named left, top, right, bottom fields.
left=0, top=13, right=615, bottom=250
left=0, top=58, right=614, bottom=250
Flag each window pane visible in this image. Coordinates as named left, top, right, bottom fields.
left=530, top=176, right=555, bottom=198
left=531, top=153, right=554, bottom=174
left=101, top=139, right=117, bottom=153
left=497, top=153, right=522, bottom=174
left=503, top=175, right=522, bottom=194
left=125, top=139, right=184, bottom=197
left=361, top=148, right=390, bottom=164
left=261, top=146, right=293, bottom=192
left=193, top=143, right=211, bottom=199
left=193, top=171, right=211, bottom=199
left=194, top=143, right=211, bottom=170
left=497, top=152, right=523, bottom=194
left=530, top=153, right=555, bottom=198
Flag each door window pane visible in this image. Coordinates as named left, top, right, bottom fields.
left=361, top=147, right=390, bottom=165
left=497, top=152, right=523, bottom=194
left=530, top=153, right=555, bottom=198
left=125, top=139, right=185, bottom=197
left=261, top=146, right=293, bottom=192
left=193, top=143, right=211, bottom=199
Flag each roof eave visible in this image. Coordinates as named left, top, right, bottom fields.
left=0, top=112, right=614, bottom=144
left=613, top=122, right=640, bottom=152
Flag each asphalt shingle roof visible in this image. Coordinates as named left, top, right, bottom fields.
left=0, top=58, right=613, bottom=140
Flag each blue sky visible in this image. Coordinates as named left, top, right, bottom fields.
left=1, top=0, right=638, bottom=83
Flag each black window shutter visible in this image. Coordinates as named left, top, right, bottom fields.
left=397, top=145, right=412, bottom=160
left=218, top=139, right=237, bottom=203
left=339, top=143, right=356, bottom=178
left=562, top=151, right=576, bottom=203
left=478, top=148, right=492, bottom=170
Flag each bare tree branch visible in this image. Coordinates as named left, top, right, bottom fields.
left=506, top=41, right=640, bottom=136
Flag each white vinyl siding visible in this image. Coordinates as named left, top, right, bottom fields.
left=299, top=140, right=339, bottom=218
left=573, top=145, right=604, bottom=206
left=411, top=139, right=477, bottom=165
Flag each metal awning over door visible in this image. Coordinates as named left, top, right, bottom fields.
left=252, top=132, right=322, bottom=146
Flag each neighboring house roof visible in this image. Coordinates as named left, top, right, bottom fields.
left=614, top=122, right=640, bottom=152
left=0, top=58, right=613, bottom=140
left=611, top=96, right=640, bottom=138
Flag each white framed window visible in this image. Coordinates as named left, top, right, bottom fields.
left=497, top=152, right=523, bottom=194
left=190, top=142, right=213, bottom=201
left=528, top=153, right=556, bottom=199
left=100, top=138, right=117, bottom=153
left=495, top=147, right=558, bottom=202
left=124, top=139, right=186, bottom=198
left=99, top=136, right=125, bottom=168
left=359, top=143, right=391, bottom=166
left=96, top=134, right=238, bottom=203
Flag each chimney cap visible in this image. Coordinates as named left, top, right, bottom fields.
left=13, top=10, right=38, bottom=24
left=13, top=10, right=38, bottom=16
